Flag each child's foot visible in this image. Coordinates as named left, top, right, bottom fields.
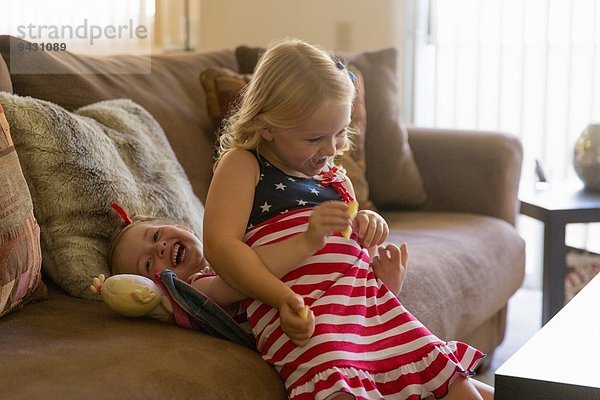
left=371, top=243, right=408, bottom=296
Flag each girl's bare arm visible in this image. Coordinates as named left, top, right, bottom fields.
left=203, top=149, right=295, bottom=307
left=204, top=149, right=317, bottom=345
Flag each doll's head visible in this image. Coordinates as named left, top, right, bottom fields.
left=216, top=38, right=357, bottom=166
left=108, top=215, right=209, bottom=282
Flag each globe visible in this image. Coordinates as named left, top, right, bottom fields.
left=573, top=123, right=600, bottom=191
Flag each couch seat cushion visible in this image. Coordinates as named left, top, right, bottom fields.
left=0, top=282, right=287, bottom=400
left=384, top=211, right=525, bottom=341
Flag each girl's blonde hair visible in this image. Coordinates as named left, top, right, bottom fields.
left=216, top=38, right=357, bottom=167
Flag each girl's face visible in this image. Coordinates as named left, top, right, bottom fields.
left=112, top=222, right=209, bottom=282
left=260, top=102, right=352, bottom=178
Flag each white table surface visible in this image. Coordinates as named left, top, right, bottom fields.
left=496, top=272, right=600, bottom=388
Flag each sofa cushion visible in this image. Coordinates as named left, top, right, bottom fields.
left=338, top=66, right=376, bottom=210
left=0, top=104, right=46, bottom=317
left=199, top=65, right=377, bottom=210
left=0, top=35, right=238, bottom=203
left=0, top=94, right=203, bottom=299
left=236, top=46, right=427, bottom=210
left=0, top=282, right=287, bottom=400
left=384, top=211, right=525, bottom=340
left=200, top=66, right=251, bottom=132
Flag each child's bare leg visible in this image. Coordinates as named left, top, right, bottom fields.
left=471, top=378, right=494, bottom=400
left=370, top=243, right=408, bottom=296
left=424, top=376, right=489, bottom=400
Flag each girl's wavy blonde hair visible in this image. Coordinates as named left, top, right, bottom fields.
left=215, top=38, right=357, bottom=167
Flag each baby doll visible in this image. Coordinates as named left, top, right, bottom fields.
left=90, top=268, right=255, bottom=348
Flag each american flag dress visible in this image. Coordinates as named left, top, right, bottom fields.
left=243, top=152, right=485, bottom=400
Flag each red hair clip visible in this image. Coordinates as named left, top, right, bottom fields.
left=111, top=203, right=132, bottom=226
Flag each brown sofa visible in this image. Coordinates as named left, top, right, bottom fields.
left=0, top=35, right=525, bottom=399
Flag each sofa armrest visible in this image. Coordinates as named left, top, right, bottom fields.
left=407, top=126, right=523, bottom=225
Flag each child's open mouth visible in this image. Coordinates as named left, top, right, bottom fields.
left=171, top=242, right=187, bottom=266
left=310, top=157, right=327, bottom=169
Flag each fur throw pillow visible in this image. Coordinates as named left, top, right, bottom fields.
left=0, top=94, right=204, bottom=299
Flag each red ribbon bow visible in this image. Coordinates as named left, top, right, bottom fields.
left=111, top=203, right=132, bottom=226
left=317, top=165, right=354, bottom=204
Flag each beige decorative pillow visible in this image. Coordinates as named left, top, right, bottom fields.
left=0, top=94, right=204, bottom=299
left=336, top=66, right=377, bottom=211
left=346, top=48, right=427, bottom=208
left=200, top=66, right=251, bottom=132
left=0, top=103, right=46, bottom=317
left=236, top=46, right=428, bottom=209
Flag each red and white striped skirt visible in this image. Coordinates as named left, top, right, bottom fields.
left=244, top=209, right=484, bottom=400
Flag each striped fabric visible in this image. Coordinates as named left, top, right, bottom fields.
left=244, top=208, right=484, bottom=400
left=0, top=103, right=44, bottom=317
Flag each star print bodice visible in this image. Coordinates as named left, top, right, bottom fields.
left=247, top=151, right=342, bottom=227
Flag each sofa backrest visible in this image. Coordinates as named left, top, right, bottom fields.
left=0, top=35, right=237, bottom=203
left=0, top=52, right=12, bottom=93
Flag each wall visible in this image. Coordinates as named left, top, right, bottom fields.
left=192, top=0, right=406, bottom=110
left=196, top=0, right=402, bottom=53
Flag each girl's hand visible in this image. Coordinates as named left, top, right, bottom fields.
left=371, top=243, right=408, bottom=296
left=278, top=293, right=315, bottom=347
left=353, top=210, right=389, bottom=248
left=304, top=201, right=352, bottom=251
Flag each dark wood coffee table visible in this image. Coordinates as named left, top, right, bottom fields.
left=494, top=273, right=600, bottom=399
left=519, top=182, right=600, bottom=324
